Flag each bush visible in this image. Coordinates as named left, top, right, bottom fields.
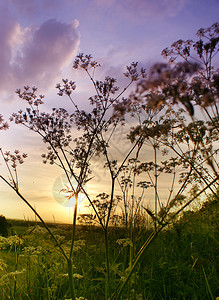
left=0, top=215, right=11, bottom=237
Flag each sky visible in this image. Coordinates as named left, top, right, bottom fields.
left=0, top=0, right=218, bottom=223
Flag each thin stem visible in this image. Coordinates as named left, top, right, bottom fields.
left=69, top=193, right=78, bottom=260
left=160, top=167, right=193, bottom=224
left=67, top=259, right=76, bottom=300
left=14, top=168, right=19, bottom=191
left=58, top=144, right=104, bottom=228
left=115, top=136, right=144, bottom=178
left=104, top=228, right=110, bottom=300
left=169, top=144, right=216, bottom=195
left=1, top=173, right=77, bottom=299
left=152, top=133, right=217, bottom=196
left=68, top=94, right=80, bottom=112
left=0, top=175, right=68, bottom=261
left=111, top=175, right=218, bottom=300
left=166, top=169, right=176, bottom=208
left=107, top=80, right=133, bottom=108
left=154, top=144, right=158, bottom=231
left=106, top=178, right=115, bottom=229
left=171, top=176, right=218, bottom=219
left=0, top=149, right=16, bottom=189
left=111, top=230, right=158, bottom=300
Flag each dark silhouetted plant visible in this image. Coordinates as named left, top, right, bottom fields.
left=0, top=23, right=218, bottom=300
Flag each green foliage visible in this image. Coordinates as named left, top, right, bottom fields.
left=0, top=200, right=218, bottom=299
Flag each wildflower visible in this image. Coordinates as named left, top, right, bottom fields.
left=0, top=236, right=8, bottom=249
left=73, top=239, right=85, bottom=251
left=116, top=238, right=133, bottom=247
left=21, top=246, right=43, bottom=256
left=73, top=273, right=83, bottom=279
left=7, top=235, right=23, bottom=248
left=10, top=269, right=26, bottom=276
left=0, top=259, right=7, bottom=271
left=26, top=225, right=47, bottom=235
left=0, top=114, right=9, bottom=130
left=0, top=235, right=23, bottom=249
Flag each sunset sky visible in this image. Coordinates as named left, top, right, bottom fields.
left=0, top=0, right=218, bottom=223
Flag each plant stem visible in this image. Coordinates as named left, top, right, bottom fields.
left=111, top=176, right=218, bottom=300
left=202, top=266, right=215, bottom=300
left=7, top=182, right=67, bottom=260
left=70, top=193, right=78, bottom=260
left=104, top=228, right=110, bottom=300
left=0, top=175, right=77, bottom=298
left=67, top=258, right=76, bottom=300
left=68, top=193, right=78, bottom=299
left=154, top=144, right=158, bottom=231
left=112, top=230, right=158, bottom=300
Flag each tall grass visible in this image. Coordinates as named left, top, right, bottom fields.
left=0, top=196, right=218, bottom=299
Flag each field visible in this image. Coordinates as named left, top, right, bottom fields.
left=0, top=198, right=218, bottom=300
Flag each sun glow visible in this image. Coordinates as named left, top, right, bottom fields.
left=52, top=174, right=86, bottom=208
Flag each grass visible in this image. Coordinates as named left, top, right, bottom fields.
left=0, top=198, right=218, bottom=299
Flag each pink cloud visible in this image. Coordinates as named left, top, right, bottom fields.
left=0, top=9, right=80, bottom=99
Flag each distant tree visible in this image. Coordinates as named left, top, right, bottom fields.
left=0, top=215, right=11, bottom=236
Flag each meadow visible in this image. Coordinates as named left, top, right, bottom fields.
left=0, top=195, right=218, bottom=300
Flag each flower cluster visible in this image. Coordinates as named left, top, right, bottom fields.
left=0, top=114, right=9, bottom=131
left=0, top=269, right=26, bottom=285
left=0, top=148, right=28, bottom=190
left=134, top=62, right=206, bottom=116
left=73, top=53, right=100, bottom=70
left=21, top=246, right=43, bottom=256
left=2, top=150, right=28, bottom=169
left=95, top=76, right=119, bottom=97
left=162, top=23, right=219, bottom=79
left=15, top=86, right=44, bottom=106
left=0, top=259, right=7, bottom=271
left=116, top=238, right=133, bottom=247
left=10, top=102, right=72, bottom=149
left=41, top=148, right=57, bottom=164
left=124, top=62, right=147, bottom=81
left=56, top=79, right=76, bottom=97
left=0, top=235, right=23, bottom=250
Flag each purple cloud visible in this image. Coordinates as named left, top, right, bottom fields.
left=0, top=9, right=80, bottom=99
left=14, top=19, right=80, bottom=87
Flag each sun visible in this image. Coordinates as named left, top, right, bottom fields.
left=52, top=174, right=86, bottom=207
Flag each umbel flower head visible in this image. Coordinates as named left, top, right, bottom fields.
left=0, top=114, right=9, bottom=130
